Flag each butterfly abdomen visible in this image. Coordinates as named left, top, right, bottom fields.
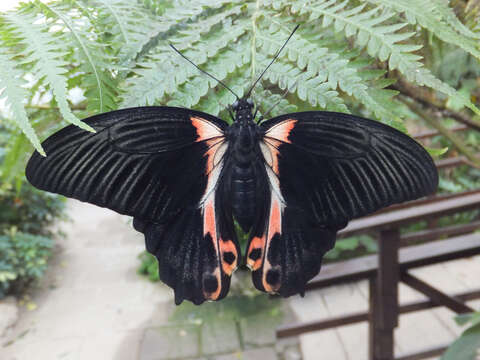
left=230, top=123, right=259, bottom=232
left=232, top=163, right=256, bottom=231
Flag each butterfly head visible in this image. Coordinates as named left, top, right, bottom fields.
left=232, top=98, right=254, bottom=123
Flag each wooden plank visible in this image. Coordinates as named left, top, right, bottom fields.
left=369, top=189, right=480, bottom=215
left=413, top=125, right=467, bottom=140
left=339, top=193, right=480, bottom=237
left=400, top=272, right=475, bottom=314
left=371, top=229, right=399, bottom=360
left=308, top=233, right=480, bottom=290
left=277, top=288, right=480, bottom=338
left=398, top=233, right=480, bottom=269
left=400, top=221, right=480, bottom=245
left=435, top=156, right=467, bottom=169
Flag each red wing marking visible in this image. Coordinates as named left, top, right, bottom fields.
left=203, top=200, right=217, bottom=239
left=191, top=116, right=223, bottom=142
left=261, top=195, right=282, bottom=293
left=255, top=128, right=290, bottom=293
left=265, top=119, right=297, bottom=143
left=197, top=125, right=236, bottom=300
left=268, top=198, right=281, bottom=236
left=202, top=196, right=222, bottom=301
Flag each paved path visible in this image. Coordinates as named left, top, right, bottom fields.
left=1, top=200, right=172, bottom=360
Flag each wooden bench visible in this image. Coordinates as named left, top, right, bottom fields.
left=276, top=187, right=480, bottom=360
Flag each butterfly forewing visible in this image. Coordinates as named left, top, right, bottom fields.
left=26, top=107, right=239, bottom=305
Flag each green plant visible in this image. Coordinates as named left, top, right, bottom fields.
left=324, top=234, right=377, bottom=261
left=441, top=312, right=480, bottom=360
left=0, top=0, right=479, bottom=183
left=0, top=229, right=54, bottom=298
left=0, top=125, right=66, bottom=298
left=137, top=251, right=160, bottom=282
left=0, top=182, right=67, bottom=236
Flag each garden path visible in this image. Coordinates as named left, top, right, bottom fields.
left=1, top=199, right=173, bottom=359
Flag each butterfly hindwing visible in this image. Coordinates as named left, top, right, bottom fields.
left=249, top=111, right=438, bottom=296
left=26, top=106, right=239, bottom=304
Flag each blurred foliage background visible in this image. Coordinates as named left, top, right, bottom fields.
left=0, top=0, right=479, bottom=357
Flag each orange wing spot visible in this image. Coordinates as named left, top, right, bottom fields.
left=191, top=116, right=223, bottom=142
left=266, top=119, right=297, bottom=143
left=220, top=239, right=238, bottom=275
left=247, top=236, right=266, bottom=271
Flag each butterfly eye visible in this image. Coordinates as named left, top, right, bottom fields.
left=232, top=100, right=239, bottom=110
left=246, top=98, right=254, bottom=106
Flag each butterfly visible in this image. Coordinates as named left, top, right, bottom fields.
left=25, top=26, right=438, bottom=305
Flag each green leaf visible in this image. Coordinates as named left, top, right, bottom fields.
left=455, top=312, right=480, bottom=327
left=3, top=10, right=94, bottom=132
left=0, top=50, right=44, bottom=155
left=441, top=322, right=480, bottom=360
left=35, top=0, right=118, bottom=113
left=426, top=146, right=448, bottom=157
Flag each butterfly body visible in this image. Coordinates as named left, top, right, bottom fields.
left=228, top=99, right=263, bottom=231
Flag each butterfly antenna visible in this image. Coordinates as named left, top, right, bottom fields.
left=170, top=44, right=240, bottom=100
left=246, top=24, right=299, bottom=98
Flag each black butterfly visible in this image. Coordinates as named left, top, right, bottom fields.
left=25, top=27, right=438, bottom=305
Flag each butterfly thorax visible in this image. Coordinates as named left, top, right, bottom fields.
left=229, top=101, right=260, bottom=232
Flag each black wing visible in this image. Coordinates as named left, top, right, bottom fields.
left=26, top=106, right=240, bottom=305
left=246, top=111, right=438, bottom=297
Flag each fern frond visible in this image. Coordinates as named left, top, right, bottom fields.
left=255, top=89, right=298, bottom=119
left=3, top=10, right=94, bottom=132
left=367, top=0, right=480, bottom=56
left=35, top=1, right=118, bottom=113
left=257, top=20, right=401, bottom=124
left=259, top=55, right=349, bottom=113
left=0, top=50, right=44, bottom=155
left=93, top=0, right=242, bottom=63
left=120, top=20, right=250, bottom=107
left=288, top=0, right=480, bottom=115
left=167, top=43, right=251, bottom=109
left=91, top=0, right=162, bottom=62
left=430, top=0, right=480, bottom=39
left=170, top=3, right=245, bottom=49
left=195, top=74, right=247, bottom=118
